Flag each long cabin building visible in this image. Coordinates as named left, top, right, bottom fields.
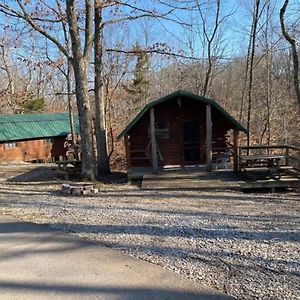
left=0, top=113, right=78, bottom=162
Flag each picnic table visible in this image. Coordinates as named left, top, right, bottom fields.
left=55, top=160, right=82, bottom=171
left=239, top=154, right=286, bottom=178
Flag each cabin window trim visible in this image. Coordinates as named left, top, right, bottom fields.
left=4, top=142, right=17, bottom=149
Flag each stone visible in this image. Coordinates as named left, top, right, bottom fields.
left=61, top=184, right=71, bottom=195
left=71, top=186, right=83, bottom=196
left=82, top=190, right=92, bottom=196
left=90, top=188, right=99, bottom=194
left=83, top=185, right=94, bottom=191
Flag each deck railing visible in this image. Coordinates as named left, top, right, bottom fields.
left=238, top=145, right=300, bottom=169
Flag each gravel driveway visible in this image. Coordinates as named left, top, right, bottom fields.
left=0, top=164, right=299, bottom=300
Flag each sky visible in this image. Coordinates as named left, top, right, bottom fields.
left=127, top=0, right=300, bottom=59
left=0, top=0, right=299, bottom=65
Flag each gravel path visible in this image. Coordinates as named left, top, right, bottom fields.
left=0, top=165, right=299, bottom=300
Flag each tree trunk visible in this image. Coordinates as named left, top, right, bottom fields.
left=239, top=22, right=253, bottom=123
left=66, top=0, right=96, bottom=180
left=94, top=2, right=110, bottom=175
left=66, top=60, right=77, bottom=156
left=247, top=0, right=260, bottom=148
left=280, top=0, right=300, bottom=110
left=260, top=0, right=272, bottom=146
left=72, top=59, right=96, bottom=180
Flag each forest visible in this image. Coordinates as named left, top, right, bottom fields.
left=0, top=0, right=299, bottom=179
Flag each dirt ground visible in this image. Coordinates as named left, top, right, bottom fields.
left=0, top=163, right=299, bottom=300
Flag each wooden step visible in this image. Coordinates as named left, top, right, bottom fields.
left=240, top=177, right=300, bottom=189
left=142, top=178, right=241, bottom=190
left=243, top=165, right=293, bottom=173
left=284, top=167, right=300, bottom=178
left=143, top=170, right=239, bottom=181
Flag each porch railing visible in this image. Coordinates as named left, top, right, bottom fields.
left=238, top=145, right=300, bottom=169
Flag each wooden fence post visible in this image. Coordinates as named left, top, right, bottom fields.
left=285, top=146, right=289, bottom=165
left=206, top=104, right=212, bottom=171
left=233, top=129, right=239, bottom=171
left=124, top=135, right=131, bottom=170
left=150, top=108, right=158, bottom=173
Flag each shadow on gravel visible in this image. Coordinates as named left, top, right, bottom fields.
left=99, top=239, right=300, bottom=278
left=0, top=280, right=228, bottom=300
left=98, top=205, right=300, bottom=224
left=1, top=220, right=299, bottom=282
left=7, top=167, right=57, bottom=182
left=43, top=222, right=300, bottom=242
left=98, top=191, right=298, bottom=202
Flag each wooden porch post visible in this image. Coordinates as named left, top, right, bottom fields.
left=124, top=135, right=131, bottom=170
left=206, top=104, right=212, bottom=171
left=233, top=129, right=239, bottom=171
left=150, top=107, right=158, bottom=173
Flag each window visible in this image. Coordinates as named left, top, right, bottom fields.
left=4, top=142, right=17, bottom=149
left=155, top=121, right=170, bottom=139
left=148, top=121, right=170, bottom=139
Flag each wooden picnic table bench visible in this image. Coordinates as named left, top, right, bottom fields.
left=239, top=154, right=286, bottom=178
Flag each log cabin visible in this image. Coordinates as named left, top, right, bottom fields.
left=118, top=90, right=248, bottom=174
left=0, top=113, right=79, bottom=162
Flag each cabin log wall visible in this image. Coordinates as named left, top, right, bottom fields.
left=0, top=137, right=67, bottom=162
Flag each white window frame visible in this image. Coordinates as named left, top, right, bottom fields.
left=4, top=142, right=17, bottom=149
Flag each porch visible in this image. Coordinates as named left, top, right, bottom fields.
left=130, top=167, right=242, bottom=190
left=128, top=145, right=300, bottom=192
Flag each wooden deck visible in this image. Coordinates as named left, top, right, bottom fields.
left=239, top=165, right=300, bottom=191
left=142, top=170, right=242, bottom=190
left=129, top=166, right=300, bottom=192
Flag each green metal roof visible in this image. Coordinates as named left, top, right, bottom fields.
left=0, top=113, right=79, bottom=142
left=117, top=90, right=248, bottom=139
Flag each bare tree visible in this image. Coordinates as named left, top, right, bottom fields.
left=174, top=0, right=234, bottom=97
left=0, top=36, right=41, bottom=114
left=197, top=0, right=223, bottom=97
left=280, top=0, right=300, bottom=109
left=260, top=0, right=272, bottom=145
left=0, top=40, right=18, bottom=112
left=0, top=1, right=96, bottom=179
left=94, top=1, right=110, bottom=175
left=246, top=0, right=261, bottom=147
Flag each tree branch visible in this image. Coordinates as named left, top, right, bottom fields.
left=0, top=1, right=70, bottom=59
left=66, top=0, right=83, bottom=62
left=83, top=0, right=94, bottom=60
left=105, top=47, right=232, bottom=61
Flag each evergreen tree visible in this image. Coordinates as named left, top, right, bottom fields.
left=124, top=44, right=150, bottom=111
left=21, top=94, right=46, bottom=113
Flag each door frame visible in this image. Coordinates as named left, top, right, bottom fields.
left=182, top=119, right=201, bottom=165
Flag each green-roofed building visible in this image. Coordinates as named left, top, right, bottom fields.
left=118, top=90, right=247, bottom=175
left=0, top=113, right=79, bottom=162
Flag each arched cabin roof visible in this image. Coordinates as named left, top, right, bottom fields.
left=117, top=90, right=248, bottom=140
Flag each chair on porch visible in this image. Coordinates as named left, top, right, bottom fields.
left=215, top=149, right=233, bottom=170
